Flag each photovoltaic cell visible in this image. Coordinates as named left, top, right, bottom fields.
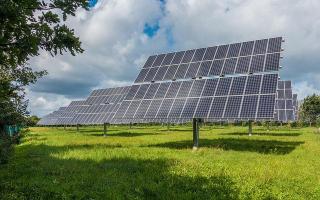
left=203, top=46, right=217, bottom=60
left=152, top=54, right=166, bottom=67
left=222, top=58, right=237, bottom=74
left=240, top=95, right=258, bottom=118
left=215, top=78, right=232, bottom=96
left=177, top=81, right=193, bottom=97
left=192, top=48, right=206, bottom=62
left=161, top=53, right=175, bottom=66
left=253, top=39, right=268, bottom=55
left=165, top=81, right=182, bottom=98
left=197, top=61, right=211, bottom=77
left=171, top=51, right=185, bottom=64
left=184, top=62, right=200, bottom=78
left=143, top=56, right=156, bottom=68
left=240, top=41, right=254, bottom=56
left=153, top=66, right=169, bottom=81
left=144, top=67, right=159, bottom=82
left=208, top=59, right=224, bottom=76
left=229, top=76, right=246, bottom=95
left=215, top=45, right=229, bottom=59
left=257, top=95, right=275, bottom=118
left=249, top=55, right=265, bottom=73
left=163, top=65, right=178, bottom=80
left=208, top=97, right=227, bottom=118
left=268, top=37, right=282, bottom=53
left=235, top=56, right=250, bottom=74
left=174, top=63, right=189, bottom=79
left=265, top=53, right=280, bottom=71
left=245, top=75, right=261, bottom=94
left=181, top=50, right=195, bottom=63
left=202, top=79, right=218, bottom=97
left=194, top=97, right=213, bottom=118
left=224, top=96, right=242, bottom=118
left=189, top=79, right=205, bottom=97
left=181, top=98, right=199, bottom=118
left=227, top=43, right=241, bottom=58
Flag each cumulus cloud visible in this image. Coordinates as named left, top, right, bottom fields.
left=28, top=0, right=320, bottom=116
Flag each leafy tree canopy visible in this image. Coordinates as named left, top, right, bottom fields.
left=0, top=0, right=89, bottom=128
left=300, top=94, right=320, bottom=125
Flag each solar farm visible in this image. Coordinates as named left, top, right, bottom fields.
left=38, top=37, right=299, bottom=148
left=2, top=37, right=320, bottom=199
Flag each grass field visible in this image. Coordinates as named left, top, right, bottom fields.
left=1, top=124, right=320, bottom=199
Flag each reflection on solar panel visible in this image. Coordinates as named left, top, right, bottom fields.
left=115, top=37, right=283, bottom=123
left=274, top=80, right=297, bottom=122
left=71, top=86, right=131, bottom=125
left=37, top=107, right=67, bottom=125
left=55, top=100, right=88, bottom=125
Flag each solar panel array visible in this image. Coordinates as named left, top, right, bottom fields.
left=37, top=107, right=67, bottom=125
left=71, top=86, right=131, bottom=125
left=55, top=100, right=88, bottom=125
left=114, top=37, right=283, bottom=123
left=274, top=80, right=296, bottom=122
left=38, top=37, right=288, bottom=126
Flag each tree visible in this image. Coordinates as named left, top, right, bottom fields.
left=26, top=115, right=41, bottom=126
left=300, top=94, right=320, bottom=126
left=0, top=0, right=89, bottom=133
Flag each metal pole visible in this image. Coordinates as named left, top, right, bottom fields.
left=103, top=123, right=107, bottom=137
left=77, top=124, right=79, bottom=132
left=193, top=118, right=200, bottom=150
left=167, top=122, right=170, bottom=131
left=248, top=120, right=252, bottom=136
left=64, top=125, right=66, bottom=130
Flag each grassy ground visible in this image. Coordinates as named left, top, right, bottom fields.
left=0, top=124, right=319, bottom=199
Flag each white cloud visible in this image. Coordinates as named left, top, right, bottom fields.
left=293, top=81, right=320, bottom=100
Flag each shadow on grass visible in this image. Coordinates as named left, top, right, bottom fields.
left=88, top=131, right=161, bottom=137
left=0, top=144, right=239, bottom=200
left=147, top=138, right=304, bottom=155
left=220, top=132, right=302, bottom=137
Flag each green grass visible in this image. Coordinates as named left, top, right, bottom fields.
left=1, top=124, right=320, bottom=199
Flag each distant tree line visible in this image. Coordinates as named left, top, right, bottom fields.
left=299, top=94, right=320, bottom=126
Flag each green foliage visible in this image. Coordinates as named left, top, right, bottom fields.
left=300, top=94, right=320, bottom=126
left=0, top=125, right=319, bottom=199
left=26, top=115, right=40, bottom=126
left=0, top=0, right=88, bottom=126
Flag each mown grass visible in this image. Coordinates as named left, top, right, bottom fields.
left=0, top=124, right=320, bottom=199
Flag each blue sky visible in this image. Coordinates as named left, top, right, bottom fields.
left=28, top=0, right=320, bottom=116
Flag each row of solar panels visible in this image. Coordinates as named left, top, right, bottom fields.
left=37, top=37, right=299, bottom=126
left=37, top=82, right=298, bottom=125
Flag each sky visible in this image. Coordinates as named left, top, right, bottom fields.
left=27, top=0, right=320, bottom=117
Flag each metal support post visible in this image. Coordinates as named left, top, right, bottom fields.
left=76, top=124, right=79, bottom=132
left=248, top=120, right=253, bottom=136
left=193, top=118, right=200, bottom=150
left=104, top=123, right=107, bottom=137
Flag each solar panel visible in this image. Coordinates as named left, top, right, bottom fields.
left=72, top=86, right=131, bottom=125
left=55, top=100, right=88, bottom=125
left=274, top=80, right=296, bottom=122
left=134, top=37, right=282, bottom=84
left=37, top=107, right=67, bottom=125
left=115, top=37, right=282, bottom=123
